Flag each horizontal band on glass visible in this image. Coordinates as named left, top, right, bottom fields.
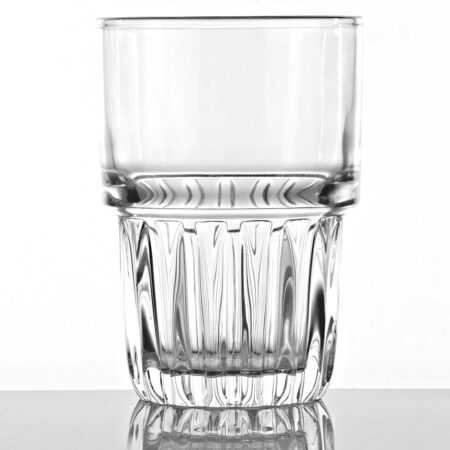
left=101, top=16, right=362, bottom=30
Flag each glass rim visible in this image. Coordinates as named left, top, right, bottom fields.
left=100, top=16, right=362, bottom=29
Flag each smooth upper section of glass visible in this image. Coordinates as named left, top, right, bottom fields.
left=102, top=16, right=362, bottom=185
left=101, top=16, right=362, bottom=29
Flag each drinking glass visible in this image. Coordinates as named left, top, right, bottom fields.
left=101, top=16, right=362, bottom=407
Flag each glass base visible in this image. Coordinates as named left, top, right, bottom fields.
left=135, top=367, right=330, bottom=407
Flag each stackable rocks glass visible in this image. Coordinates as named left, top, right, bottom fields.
left=101, top=16, right=362, bottom=407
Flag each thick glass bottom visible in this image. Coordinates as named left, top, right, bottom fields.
left=135, top=366, right=330, bottom=407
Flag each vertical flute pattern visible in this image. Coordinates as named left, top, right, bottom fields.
left=121, top=213, right=341, bottom=407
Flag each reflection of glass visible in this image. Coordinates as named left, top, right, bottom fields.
left=101, top=17, right=362, bottom=407
left=128, top=400, right=334, bottom=450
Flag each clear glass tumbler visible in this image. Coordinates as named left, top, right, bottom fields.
left=101, top=16, right=362, bottom=407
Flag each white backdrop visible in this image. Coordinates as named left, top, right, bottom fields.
left=1, top=0, right=449, bottom=390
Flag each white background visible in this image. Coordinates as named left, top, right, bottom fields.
left=1, top=0, right=449, bottom=390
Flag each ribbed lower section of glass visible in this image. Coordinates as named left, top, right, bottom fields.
left=120, top=212, right=341, bottom=407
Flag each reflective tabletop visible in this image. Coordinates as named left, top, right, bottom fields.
left=0, top=390, right=449, bottom=449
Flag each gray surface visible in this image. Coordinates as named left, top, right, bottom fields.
left=0, top=390, right=449, bottom=449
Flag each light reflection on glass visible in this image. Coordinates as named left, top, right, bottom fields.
left=128, top=400, right=334, bottom=449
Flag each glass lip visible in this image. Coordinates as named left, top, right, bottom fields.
left=100, top=16, right=362, bottom=30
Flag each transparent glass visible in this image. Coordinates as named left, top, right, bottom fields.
left=101, top=16, right=362, bottom=407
